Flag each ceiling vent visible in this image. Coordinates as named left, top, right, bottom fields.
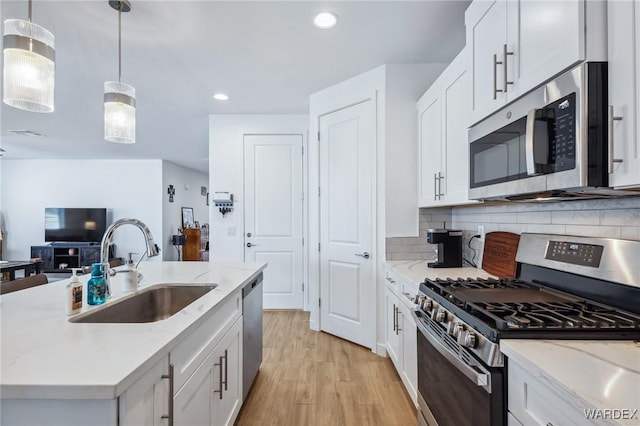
left=7, top=129, right=45, bottom=137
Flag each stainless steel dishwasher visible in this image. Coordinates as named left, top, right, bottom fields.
left=242, top=273, right=263, bottom=400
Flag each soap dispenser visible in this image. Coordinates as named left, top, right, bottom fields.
left=122, top=253, right=138, bottom=293
left=87, top=263, right=107, bottom=305
left=66, top=268, right=83, bottom=315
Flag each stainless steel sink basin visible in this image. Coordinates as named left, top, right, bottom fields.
left=69, top=284, right=217, bottom=323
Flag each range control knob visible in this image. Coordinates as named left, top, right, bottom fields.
left=453, top=322, right=464, bottom=338
left=422, top=298, right=433, bottom=312
left=458, top=331, right=477, bottom=348
left=435, top=310, right=447, bottom=323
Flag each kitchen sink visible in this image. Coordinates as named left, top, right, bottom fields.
left=69, top=284, right=218, bottom=323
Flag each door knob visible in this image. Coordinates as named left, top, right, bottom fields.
left=246, top=242, right=258, bottom=248
left=354, top=252, right=370, bottom=259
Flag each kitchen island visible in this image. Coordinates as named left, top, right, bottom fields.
left=0, top=261, right=266, bottom=425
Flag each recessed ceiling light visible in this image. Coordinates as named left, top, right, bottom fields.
left=213, top=93, right=229, bottom=101
left=314, top=12, right=338, bottom=29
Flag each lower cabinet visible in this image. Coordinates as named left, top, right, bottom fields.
left=174, top=317, right=242, bottom=426
left=508, top=359, right=587, bottom=425
left=119, top=355, right=170, bottom=426
left=384, top=271, right=418, bottom=406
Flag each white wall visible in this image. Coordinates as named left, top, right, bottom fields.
left=0, top=159, right=163, bottom=262
left=161, top=161, right=209, bottom=261
left=208, top=115, right=309, bottom=262
left=384, top=63, right=447, bottom=237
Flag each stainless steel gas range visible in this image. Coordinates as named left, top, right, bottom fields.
left=413, top=233, right=640, bottom=426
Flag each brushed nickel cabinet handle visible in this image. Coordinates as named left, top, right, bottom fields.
left=503, top=44, right=514, bottom=92
left=214, top=356, right=223, bottom=400
left=161, top=363, right=174, bottom=426
left=222, top=349, right=228, bottom=391
left=493, top=53, right=503, bottom=100
left=608, top=105, right=623, bottom=173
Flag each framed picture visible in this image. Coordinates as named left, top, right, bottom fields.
left=181, top=207, right=194, bottom=228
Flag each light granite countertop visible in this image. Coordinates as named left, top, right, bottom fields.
left=0, top=261, right=266, bottom=400
left=386, top=259, right=495, bottom=285
left=502, top=340, right=640, bottom=425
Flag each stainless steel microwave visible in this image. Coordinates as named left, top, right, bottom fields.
left=468, top=62, right=636, bottom=202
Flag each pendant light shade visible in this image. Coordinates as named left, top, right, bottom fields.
left=3, top=16, right=56, bottom=113
left=104, top=0, right=135, bottom=144
left=104, top=81, right=135, bottom=144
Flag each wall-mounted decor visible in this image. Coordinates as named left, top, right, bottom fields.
left=167, top=185, right=175, bottom=202
left=181, top=207, right=194, bottom=228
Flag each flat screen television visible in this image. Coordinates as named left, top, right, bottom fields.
left=44, top=208, right=107, bottom=243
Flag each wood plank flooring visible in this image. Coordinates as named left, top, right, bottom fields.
left=235, top=310, right=417, bottom=426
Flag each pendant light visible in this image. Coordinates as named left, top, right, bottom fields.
left=104, top=0, right=135, bottom=144
left=3, top=0, right=56, bottom=113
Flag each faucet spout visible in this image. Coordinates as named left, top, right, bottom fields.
left=100, top=218, right=160, bottom=297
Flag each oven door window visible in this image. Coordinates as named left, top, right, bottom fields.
left=469, top=117, right=528, bottom=189
left=417, top=329, right=503, bottom=426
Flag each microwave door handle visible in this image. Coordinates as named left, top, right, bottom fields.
left=525, top=108, right=542, bottom=176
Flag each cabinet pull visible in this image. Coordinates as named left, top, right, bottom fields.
left=161, top=363, right=174, bottom=426
left=607, top=105, right=624, bottom=173
left=214, top=356, right=224, bottom=400
left=222, top=349, right=228, bottom=391
left=502, top=44, right=514, bottom=93
left=493, top=53, right=503, bottom=99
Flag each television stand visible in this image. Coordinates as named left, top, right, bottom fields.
left=30, top=244, right=115, bottom=273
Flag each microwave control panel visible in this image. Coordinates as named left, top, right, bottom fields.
left=545, top=240, right=604, bottom=267
left=547, top=93, right=576, bottom=172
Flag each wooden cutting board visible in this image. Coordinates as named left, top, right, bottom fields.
left=482, top=232, right=521, bottom=278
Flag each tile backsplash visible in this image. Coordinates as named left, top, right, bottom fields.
left=386, top=197, right=640, bottom=262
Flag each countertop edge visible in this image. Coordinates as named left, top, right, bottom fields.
left=0, top=262, right=267, bottom=400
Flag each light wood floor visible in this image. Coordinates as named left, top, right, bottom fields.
left=235, top=310, right=417, bottom=426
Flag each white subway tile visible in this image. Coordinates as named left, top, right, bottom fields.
left=491, top=213, right=517, bottom=223
left=551, top=210, right=600, bottom=225
left=565, top=225, right=621, bottom=238
left=600, top=209, right=640, bottom=226
left=525, top=224, right=566, bottom=234
left=620, top=227, right=640, bottom=241
left=517, top=211, right=551, bottom=224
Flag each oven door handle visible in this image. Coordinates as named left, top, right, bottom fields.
left=412, top=310, right=492, bottom=393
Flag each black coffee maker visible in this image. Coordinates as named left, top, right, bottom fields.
left=426, top=229, right=463, bottom=268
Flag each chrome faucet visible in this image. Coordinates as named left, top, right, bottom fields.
left=100, top=218, right=160, bottom=297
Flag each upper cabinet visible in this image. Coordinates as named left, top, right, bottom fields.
left=608, top=0, right=640, bottom=188
left=418, top=48, right=476, bottom=208
left=466, top=0, right=605, bottom=125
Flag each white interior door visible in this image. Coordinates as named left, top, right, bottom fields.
left=244, top=134, right=304, bottom=309
left=319, top=100, right=374, bottom=349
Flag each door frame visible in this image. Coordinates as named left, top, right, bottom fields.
left=308, top=86, right=380, bottom=352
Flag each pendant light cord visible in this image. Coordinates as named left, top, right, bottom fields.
left=118, top=4, right=122, bottom=83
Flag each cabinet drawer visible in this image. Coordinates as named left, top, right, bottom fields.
left=508, top=360, right=587, bottom=425
left=171, top=291, right=241, bottom=392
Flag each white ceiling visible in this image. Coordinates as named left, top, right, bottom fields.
left=0, top=0, right=470, bottom=173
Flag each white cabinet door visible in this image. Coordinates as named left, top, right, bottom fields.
left=385, top=286, right=401, bottom=369
left=215, top=318, right=243, bottom=426
left=398, top=301, right=417, bottom=405
left=608, top=0, right=640, bottom=188
left=441, top=49, right=474, bottom=206
left=512, top=0, right=584, bottom=97
left=119, top=355, right=169, bottom=426
left=174, top=348, right=217, bottom=426
left=417, top=82, right=442, bottom=206
left=466, top=0, right=508, bottom=124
